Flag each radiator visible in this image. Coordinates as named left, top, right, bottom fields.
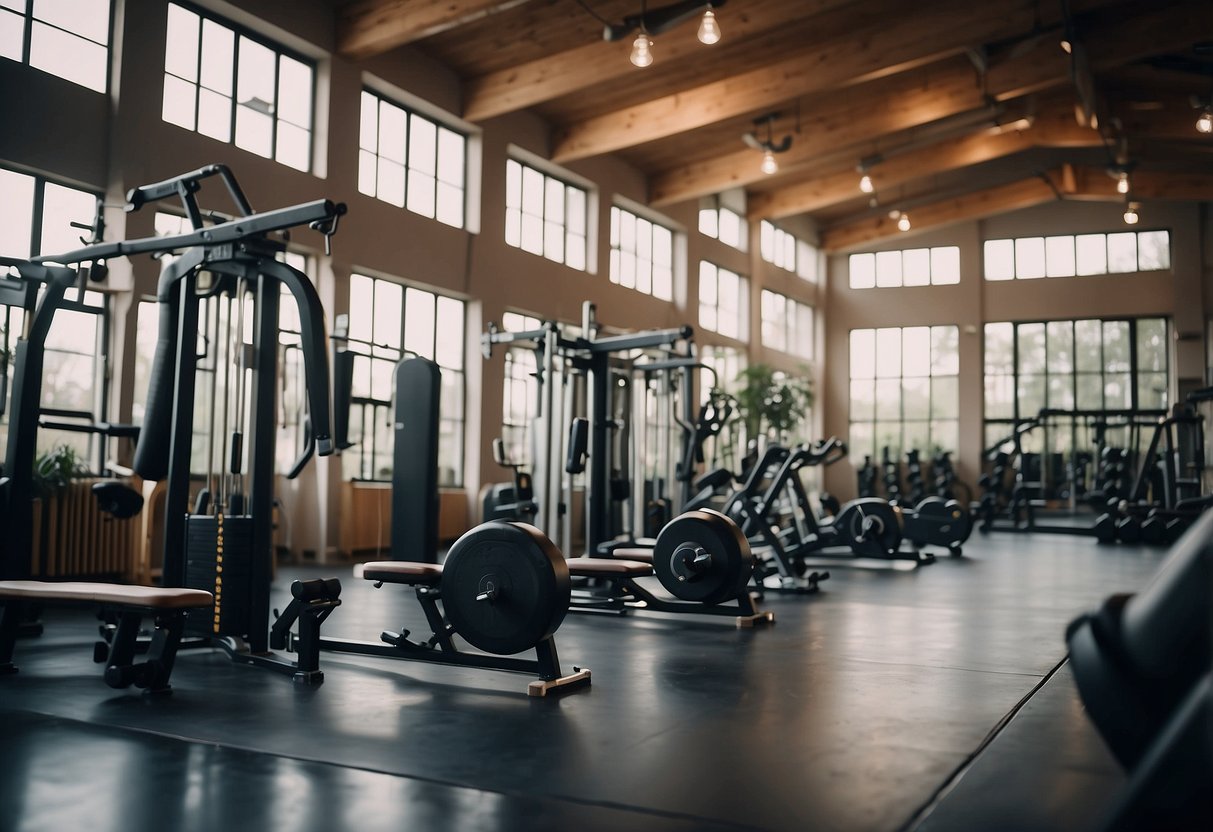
left=31, top=479, right=142, bottom=582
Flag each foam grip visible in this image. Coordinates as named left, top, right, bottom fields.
left=132, top=297, right=179, bottom=481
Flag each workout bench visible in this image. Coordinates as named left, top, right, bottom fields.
left=0, top=580, right=213, bottom=695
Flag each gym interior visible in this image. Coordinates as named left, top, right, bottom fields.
left=2, top=1, right=1211, bottom=830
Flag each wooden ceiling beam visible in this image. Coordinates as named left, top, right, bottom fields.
left=1064, top=166, right=1213, bottom=202
left=821, top=176, right=1060, bottom=251
left=649, top=1, right=1205, bottom=206
left=550, top=0, right=1050, bottom=162
left=748, top=103, right=1202, bottom=219
left=463, top=0, right=854, bottom=123
left=338, top=0, right=534, bottom=60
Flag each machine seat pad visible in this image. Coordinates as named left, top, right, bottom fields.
left=567, top=558, right=653, bottom=577
left=358, top=561, right=444, bottom=585
left=610, top=548, right=654, bottom=563
left=0, top=580, right=212, bottom=609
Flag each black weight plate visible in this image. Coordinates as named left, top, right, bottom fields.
left=441, top=522, right=570, bottom=655
left=653, top=509, right=752, bottom=605
left=839, top=498, right=902, bottom=557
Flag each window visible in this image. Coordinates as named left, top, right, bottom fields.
left=0, top=0, right=111, bottom=92
left=344, top=274, right=465, bottom=486
left=983, top=318, right=1170, bottom=499
left=358, top=89, right=467, bottom=228
left=698, top=201, right=745, bottom=250
left=162, top=3, right=314, bottom=171
left=849, top=326, right=959, bottom=462
left=505, top=159, right=587, bottom=270
left=499, top=312, right=541, bottom=468
left=0, top=167, right=107, bottom=467
left=984, top=317, right=1170, bottom=444
left=760, top=290, right=813, bottom=359
left=698, top=262, right=748, bottom=341
left=848, top=246, right=960, bottom=289
left=758, top=220, right=818, bottom=281
left=609, top=206, right=674, bottom=300
left=983, top=231, right=1171, bottom=280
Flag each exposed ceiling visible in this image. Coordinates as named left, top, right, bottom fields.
left=338, top=0, right=1213, bottom=249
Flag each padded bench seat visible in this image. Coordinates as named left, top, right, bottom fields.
left=358, top=561, right=444, bottom=586
left=609, top=548, right=654, bottom=564
left=0, top=580, right=212, bottom=609
left=567, top=558, right=653, bottom=577
left=0, top=580, right=214, bottom=696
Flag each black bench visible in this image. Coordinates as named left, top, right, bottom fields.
left=0, top=580, right=213, bottom=695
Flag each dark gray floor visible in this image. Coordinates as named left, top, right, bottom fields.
left=0, top=532, right=1164, bottom=831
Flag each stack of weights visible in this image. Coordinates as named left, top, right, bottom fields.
left=857, top=455, right=878, bottom=498
left=933, top=451, right=956, bottom=500
left=977, top=452, right=1011, bottom=529
left=881, top=446, right=902, bottom=504
left=904, top=449, right=926, bottom=505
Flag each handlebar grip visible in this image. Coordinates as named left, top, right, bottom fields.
left=125, top=165, right=221, bottom=212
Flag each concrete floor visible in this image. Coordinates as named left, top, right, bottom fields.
left=0, top=531, right=1167, bottom=832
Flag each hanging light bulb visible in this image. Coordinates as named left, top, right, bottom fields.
left=897, top=212, right=911, bottom=232
left=697, top=7, right=721, bottom=45
left=1123, top=202, right=1140, bottom=225
left=858, top=173, right=874, bottom=194
left=630, top=32, right=653, bottom=67
left=760, top=149, right=778, bottom=175
left=1197, top=109, right=1213, bottom=134
left=1116, top=172, right=1129, bottom=194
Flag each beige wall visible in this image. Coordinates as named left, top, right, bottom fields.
left=822, top=199, right=1211, bottom=502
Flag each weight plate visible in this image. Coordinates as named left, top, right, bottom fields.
left=652, top=509, right=753, bottom=605
left=441, top=522, right=570, bottom=655
left=838, top=498, right=902, bottom=557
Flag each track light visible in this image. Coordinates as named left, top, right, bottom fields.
left=744, top=113, right=792, bottom=175
left=697, top=6, right=721, bottom=44
left=1123, top=201, right=1140, bottom=225
left=897, top=213, right=911, bottom=232
left=858, top=173, right=874, bottom=194
left=1198, top=109, right=1213, bottom=134
left=630, top=32, right=654, bottom=67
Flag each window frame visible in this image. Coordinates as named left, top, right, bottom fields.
left=162, top=1, right=317, bottom=171
left=759, top=288, right=814, bottom=359
left=608, top=203, right=676, bottom=301
left=504, top=156, right=590, bottom=271
left=848, top=246, right=961, bottom=289
left=697, top=261, right=749, bottom=342
left=358, top=87, right=470, bottom=229
left=0, top=0, right=113, bottom=93
left=343, top=273, right=466, bottom=486
left=848, top=325, right=960, bottom=462
left=982, top=230, right=1172, bottom=281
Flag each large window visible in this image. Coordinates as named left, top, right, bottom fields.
left=984, top=318, right=1169, bottom=442
left=698, top=201, right=745, bottom=250
left=759, top=220, right=818, bottom=281
left=609, top=206, right=674, bottom=301
left=849, top=326, right=959, bottom=461
left=344, top=274, right=465, bottom=486
left=358, top=89, right=467, bottom=228
left=698, top=262, right=748, bottom=341
left=505, top=159, right=587, bottom=270
left=0, top=0, right=111, bottom=92
left=849, top=246, right=960, bottom=288
left=984, top=231, right=1170, bottom=280
left=0, top=167, right=107, bottom=467
left=162, top=3, right=314, bottom=171
left=499, top=312, right=541, bottom=468
left=760, top=290, right=813, bottom=359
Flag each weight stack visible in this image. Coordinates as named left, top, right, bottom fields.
left=184, top=514, right=254, bottom=638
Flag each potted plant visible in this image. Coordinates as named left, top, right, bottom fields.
left=733, top=363, right=815, bottom=447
